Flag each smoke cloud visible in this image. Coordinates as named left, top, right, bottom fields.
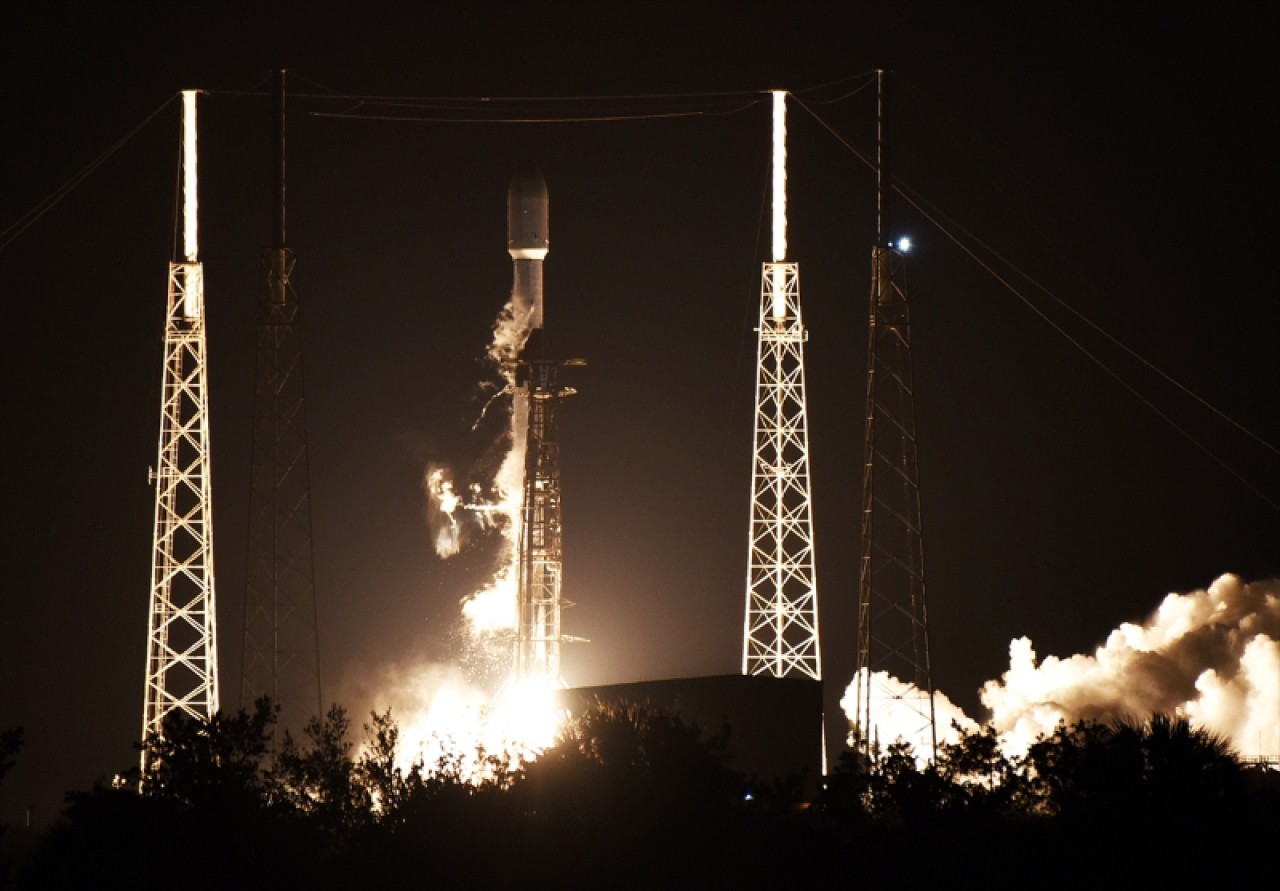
left=839, top=670, right=977, bottom=758
left=843, top=574, right=1280, bottom=762
left=980, top=573, right=1279, bottom=760
left=419, top=288, right=536, bottom=647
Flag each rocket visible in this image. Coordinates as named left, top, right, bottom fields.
left=508, top=166, right=549, bottom=335
left=505, top=165, right=582, bottom=685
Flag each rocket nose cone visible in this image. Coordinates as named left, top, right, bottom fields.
left=509, top=165, right=547, bottom=207
left=508, top=166, right=549, bottom=259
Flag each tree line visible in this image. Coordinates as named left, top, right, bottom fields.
left=3, top=701, right=1277, bottom=888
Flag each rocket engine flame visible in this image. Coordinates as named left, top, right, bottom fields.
left=842, top=574, right=1280, bottom=763
left=424, top=466, right=462, bottom=558
left=383, top=172, right=563, bottom=780
left=350, top=661, right=565, bottom=784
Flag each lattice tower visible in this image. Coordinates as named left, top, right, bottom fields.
left=853, top=71, right=937, bottom=758
left=742, top=91, right=821, bottom=680
left=142, top=91, right=218, bottom=773
left=742, top=264, right=821, bottom=678
left=514, top=353, right=580, bottom=682
left=241, top=70, right=322, bottom=732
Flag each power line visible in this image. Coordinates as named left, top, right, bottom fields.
left=793, top=95, right=1278, bottom=511
left=0, top=95, right=178, bottom=252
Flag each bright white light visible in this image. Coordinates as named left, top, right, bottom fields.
left=181, top=91, right=198, bottom=262
left=183, top=263, right=203, bottom=320
left=771, top=90, right=787, bottom=262
left=897, top=236, right=912, bottom=252
left=770, top=264, right=787, bottom=321
left=425, top=467, right=462, bottom=557
left=461, top=568, right=518, bottom=633
left=384, top=665, right=567, bottom=784
left=841, top=669, right=977, bottom=765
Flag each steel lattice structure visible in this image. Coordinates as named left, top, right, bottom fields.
left=852, top=71, right=937, bottom=758
left=742, top=92, right=821, bottom=681
left=241, top=245, right=321, bottom=728
left=514, top=355, right=580, bottom=683
left=241, top=72, right=322, bottom=731
left=142, top=92, right=218, bottom=772
left=742, top=262, right=821, bottom=680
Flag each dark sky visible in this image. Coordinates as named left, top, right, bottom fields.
left=3, top=2, right=1277, bottom=826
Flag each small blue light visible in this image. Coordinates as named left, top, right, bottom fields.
left=897, top=236, right=912, bottom=252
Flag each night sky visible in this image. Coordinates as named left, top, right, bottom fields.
left=3, top=2, right=1277, bottom=827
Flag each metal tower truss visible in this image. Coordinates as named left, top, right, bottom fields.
left=143, top=258, right=219, bottom=758
left=514, top=357, right=581, bottom=684
left=241, top=244, right=322, bottom=728
left=854, top=244, right=936, bottom=757
left=143, top=93, right=218, bottom=776
left=742, top=261, right=821, bottom=680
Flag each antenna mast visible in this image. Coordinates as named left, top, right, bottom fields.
left=242, top=69, right=323, bottom=732
left=854, top=70, right=937, bottom=758
left=142, top=90, right=219, bottom=773
left=742, top=91, right=821, bottom=680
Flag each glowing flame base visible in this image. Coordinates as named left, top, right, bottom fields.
left=359, top=660, right=566, bottom=783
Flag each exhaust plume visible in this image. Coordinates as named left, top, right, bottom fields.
left=842, top=574, right=1280, bottom=763
left=981, top=573, right=1279, bottom=760
left=839, top=670, right=977, bottom=758
left=341, top=660, right=558, bottom=781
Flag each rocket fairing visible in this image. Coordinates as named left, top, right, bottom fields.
left=507, top=166, right=549, bottom=259
left=508, top=167, right=548, bottom=334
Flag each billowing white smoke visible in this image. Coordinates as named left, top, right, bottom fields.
left=842, top=574, right=1280, bottom=762
left=981, top=573, right=1279, bottom=760
left=487, top=286, right=536, bottom=368
left=839, top=670, right=977, bottom=759
left=450, top=292, right=535, bottom=643
left=425, top=289, right=538, bottom=643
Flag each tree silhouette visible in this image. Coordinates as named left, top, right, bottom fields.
left=271, top=704, right=370, bottom=839
left=511, top=700, right=748, bottom=884
left=353, top=707, right=422, bottom=825
left=15, top=705, right=1279, bottom=888
left=1, top=726, right=24, bottom=885
left=139, top=697, right=277, bottom=814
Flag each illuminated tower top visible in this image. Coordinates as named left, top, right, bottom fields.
left=182, top=90, right=199, bottom=262
left=772, top=89, right=787, bottom=263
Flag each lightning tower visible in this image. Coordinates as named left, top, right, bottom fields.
left=142, top=91, right=219, bottom=771
left=241, top=70, right=322, bottom=731
left=508, top=169, right=583, bottom=684
left=742, top=91, right=821, bottom=680
left=853, top=70, right=937, bottom=757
